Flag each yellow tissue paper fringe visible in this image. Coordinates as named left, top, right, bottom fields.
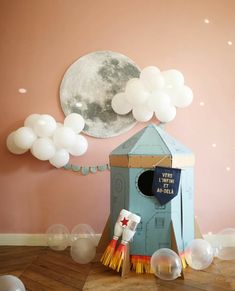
left=100, top=239, right=118, bottom=267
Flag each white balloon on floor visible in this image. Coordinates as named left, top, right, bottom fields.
left=151, top=248, right=182, bottom=280
left=185, top=239, right=214, bottom=270
left=70, top=238, right=96, bottom=264
left=46, top=224, right=70, bottom=251
left=0, top=275, right=26, bottom=291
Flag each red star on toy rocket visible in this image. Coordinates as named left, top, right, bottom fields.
left=120, top=217, right=129, bottom=226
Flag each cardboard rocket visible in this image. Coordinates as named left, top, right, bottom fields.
left=109, top=124, right=195, bottom=262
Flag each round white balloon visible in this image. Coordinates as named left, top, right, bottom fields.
left=140, top=66, right=164, bottom=91
left=64, top=113, right=85, bottom=134
left=155, top=105, right=176, bottom=123
left=68, top=134, right=88, bottom=156
left=146, top=91, right=171, bottom=111
left=171, top=85, right=193, bottom=108
left=24, top=113, right=41, bottom=129
left=33, top=114, right=57, bottom=137
left=49, top=149, right=70, bottom=168
left=56, top=122, right=63, bottom=128
left=13, top=127, right=37, bottom=149
left=132, top=106, right=153, bottom=122
left=53, top=126, right=76, bottom=149
left=32, top=138, right=55, bottom=161
left=162, top=69, right=184, bottom=88
left=6, top=132, right=28, bottom=155
left=125, top=78, right=149, bottom=105
left=111, top=92, right=132, bottom=115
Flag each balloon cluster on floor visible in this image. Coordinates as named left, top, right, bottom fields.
left=111, top=66, right=193, bottom=123
left=46, top=224, right=96, bottom=264
left=150, top=239, right=216, bottom=281
left=6, top=113, right=88, bottom=168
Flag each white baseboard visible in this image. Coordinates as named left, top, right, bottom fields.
left=0, top=233, right=234, bottom=249
left=0, top=234, right=47, bottom=246
left=0, top=234, right=102, bottom=246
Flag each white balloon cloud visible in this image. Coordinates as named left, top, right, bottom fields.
left=111, top=66, right=193, bottom=123
left=6, top=113, right=88, bottom=168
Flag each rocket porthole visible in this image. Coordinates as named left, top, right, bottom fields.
left=137, top=170, right=154, bottom=197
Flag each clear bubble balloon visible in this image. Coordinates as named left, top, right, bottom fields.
left=13, top=127, right=37, bottom=150
left=70, top=238, right=96, bottom=264
left=6, top=132, right=28, bottom=155
left=132, top=106, right=153, bottom=122
left=53, top=127, right=76, bottom=149
left=46, top=224, right=70, bottom=251
left=185, top=239, right=214, bottom=270
left=49, top=149, right=70, bottom=168
left=140, top=66, right=164, bottom=91
left=151, top=248, right=182, bottom=280
left=71, top=224, right=96, bottom=246
left=24, top=113, right=41, bottom=129
left=64, top=113, right=85, bottom=134
left=33, top=114, right=57, bottom=137
left=215, top=228, right=235, bottom=260
left=32, top=138, right=55, bottom=161
left=111, top=92, right=132, bottom=115
left=125, top=78, right=149, bottom=105
left=0, top=275, right=26, bottom=291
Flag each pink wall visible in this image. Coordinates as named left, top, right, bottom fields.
left=0, top=0, right=234, bottom=235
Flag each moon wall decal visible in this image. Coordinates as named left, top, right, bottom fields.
left=60, top=51, right=140, bottom=138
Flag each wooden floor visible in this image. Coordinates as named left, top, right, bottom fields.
left=0, top=246, right=234, bottom=291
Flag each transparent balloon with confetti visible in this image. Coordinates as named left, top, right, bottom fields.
left=150, top=248, right=182, bottom=280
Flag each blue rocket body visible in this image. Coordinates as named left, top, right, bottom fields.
left=110, top=124, right=195, bottom=255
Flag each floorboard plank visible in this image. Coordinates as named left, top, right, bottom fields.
left=20, top=275, right=54, bottom=291
left=21, top=266, right=79, bottom=291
